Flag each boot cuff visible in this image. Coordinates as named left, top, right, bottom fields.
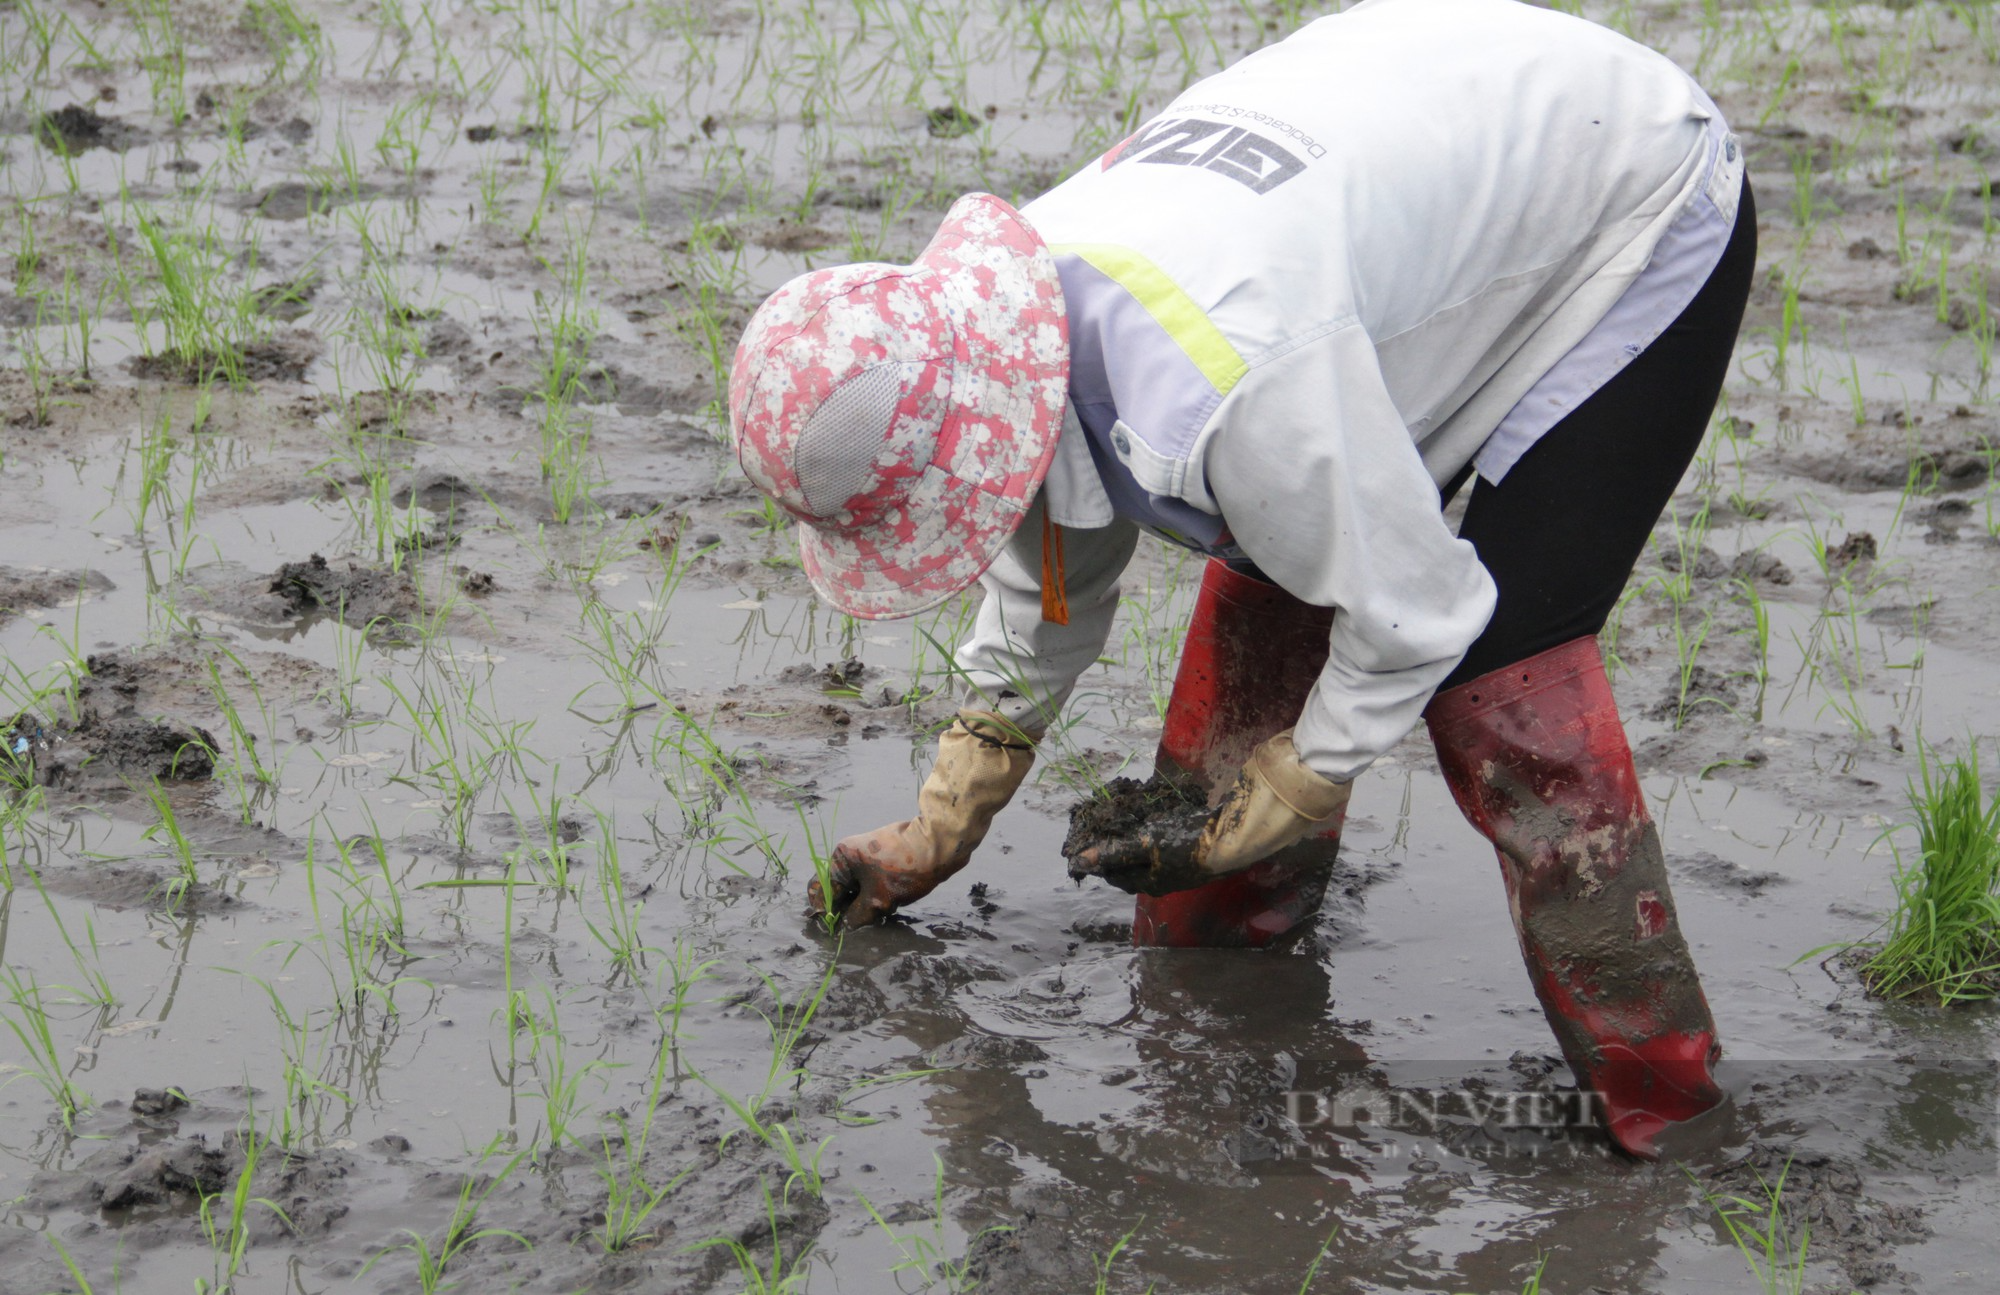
left=1425, top=636, right=1605, bottom=729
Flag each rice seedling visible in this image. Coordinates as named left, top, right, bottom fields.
left=363, top=1137, right=530, bottom=1291
left=286, top=819, right=428, bottom=1027
left=0, top=963, right=90, bottom=1129
left=659, top=937, right=720, bottom=1057
left=593, top=1048, right=694, bottom=1253
left=522, top=989, right=612, bottom=1156
left=859, top=1152, right=1010, bottom=1292
left=202, top=651, right=283, bottom=825
left=1116, top=539, right=1197, bottom=723
left=1665, top=606, right=1720, bottom=730
left=194, top=1115, right=292, bottom=1295
left=685, top=1180, right=816, bottom=1293
left=1731, top=575, right=1773, bottom=720
left=530, top=221, right=604, bottom=523
left=1090, top=1218, right=1146, bottom=1295
left=1860, top=742, right=2000, bottom=1003
left=1683, top=1160, right=1810, bottom=1295
left=23, top=863, right=115, bottom=1009
left=698, top=958, right=837, bottom=1183
left=126, top=0, right=189, bottom=126
left=243, top=0, right=326, bottom=84
left=581, top=811, right=660, bottom=976
left=133, top=206, right=268, bottom=387
left=142, top=781, right=205, bottom=909
left=8, top=293, right=60, bottom=428
left=244, top=975, right=356, bottom=1149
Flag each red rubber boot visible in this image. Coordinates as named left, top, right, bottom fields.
left=1134, top=560, right=1344, bottom=948
left=1424, top=636, right=1723, bottom=1159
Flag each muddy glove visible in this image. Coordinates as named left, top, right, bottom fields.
left=809, top=711, right=1034, bottom=928
left=1068, top=730, right=1349, bottom=896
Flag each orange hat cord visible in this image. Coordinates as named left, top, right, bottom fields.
left=1040, top=509, right=1070, bottom=626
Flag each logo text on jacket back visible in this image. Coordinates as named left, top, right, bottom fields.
left=1103, top=116, right=1310, bottom=195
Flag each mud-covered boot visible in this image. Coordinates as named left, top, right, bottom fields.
left=1135, top=560, right=1342, bottom=948
left=1424, top=636, right=1723, bottom=1158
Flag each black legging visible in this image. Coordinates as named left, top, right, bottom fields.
left=1439, top=177, right=1758, bottom=690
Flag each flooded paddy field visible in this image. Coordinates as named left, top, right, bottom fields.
left=2, top=1, right=1999, bottom=1291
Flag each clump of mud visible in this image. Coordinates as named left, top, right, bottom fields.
left=127, top=330, right=321, bottom=385
left=958, top=1186, right=1099, bottom=1291
left=6, top=652, right=221, bottom=790
left=0, top=565, right=114, bottom=623
left=1062, top=774, right=1214, bottom=893
left=30, top=1117, right=348, bottom=1241
left=269, top=553, right=420, bottom=628
left=1063, top=774, right=1206, bottom=859
left=34, top=103, right=146, bottom=154
left=1642, top=664, right=1743, bottom=723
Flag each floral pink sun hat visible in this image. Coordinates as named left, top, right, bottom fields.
left=727, top=194, right=1070, bottom=620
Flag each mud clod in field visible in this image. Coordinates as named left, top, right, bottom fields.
left=1777, top=427, right=1999, bottom=493
left=130, top=1088, right=190, bottom=1118
left=959, top=1187, right=1098, bottom=1291
left=89, top=1139, right=237, bottom=1211
left=927, top=1032, right=1051, bottom=1070
left=1829, top=530, right=1879, bottom=571
left=268, top=553, right=420, bottom=628
left=33, top=103, right=145, bottom=153
left=0, top=565, right=113, bottom=622
left=8, top=654, right=223, bottom=790
left=126, top=331, right=321, bottom=385
left=1643, top=664, right=1743, bottom=722
left=1675, top=850, right=1788, bottom=896
left=9, top=713, right=218, bottom=789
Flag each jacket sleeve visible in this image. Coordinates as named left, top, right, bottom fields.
left=954, top=495, right=1140, bottom=737
left=1204, top=323, right=1498, bottom=782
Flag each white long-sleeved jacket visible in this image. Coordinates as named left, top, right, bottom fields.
left=956, top=0, right=1736, bottom=781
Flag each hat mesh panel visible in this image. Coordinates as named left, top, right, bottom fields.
left=796, top=362, right=920, bottom=518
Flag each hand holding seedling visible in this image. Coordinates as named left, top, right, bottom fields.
left=808, top=712, right=1034, bottom=928
left=809, top=822, right=952, bottom=929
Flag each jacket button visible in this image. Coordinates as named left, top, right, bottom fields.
left=1112, top=429, right=1130, bottom=454
left=1725, top=137, right=1737, bottom=162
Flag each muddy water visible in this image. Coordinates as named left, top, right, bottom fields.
left=5, top=1, right=2000, bottom=1293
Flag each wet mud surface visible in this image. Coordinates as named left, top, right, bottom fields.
left=3, top=1, right=1999, bottom=1293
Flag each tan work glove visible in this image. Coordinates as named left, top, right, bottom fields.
left=809, top=711, right=1034, bottom=928
left=1068, top=730, right=1350, bottom=895
left=1197, top=730, right=1351, bottom=873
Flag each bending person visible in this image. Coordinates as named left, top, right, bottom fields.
left=725, top=0, right=1755, bottom=1158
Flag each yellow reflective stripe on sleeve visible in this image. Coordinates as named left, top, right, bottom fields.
left=1050, top=242, right=1248, bottom=397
